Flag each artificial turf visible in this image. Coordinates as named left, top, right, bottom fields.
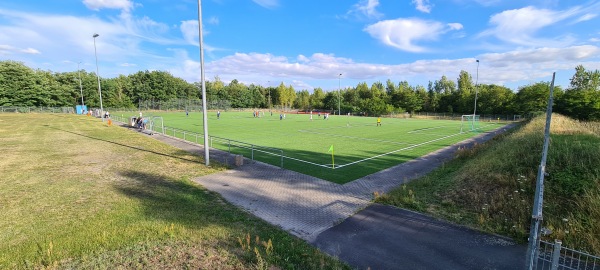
left=115, top=111, right=506, bottom=183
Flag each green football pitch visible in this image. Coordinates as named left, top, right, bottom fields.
left=116, top=111, right=505, bottom=184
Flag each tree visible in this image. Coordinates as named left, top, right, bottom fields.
left=475, top=84, right=515, bottom=114
left=0, top=61, right=39, bottom=106
left=455, top=70, right=474, bottom=113
left=514, top=82, right=563, bottom=115
left=310, top=88, right=325, bottom=109
left=555, top=66, right=600, bottom=120
left=295, top=90, right=310, bottom=110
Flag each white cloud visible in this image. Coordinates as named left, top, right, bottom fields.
left=482, top=45, right=600, bottom=65
left=479, top=6, right=585, bottom=47
left=364, top=18, right=461, bottom=52
left=0, top=44, right=40, bottom=55
left=573, top=13, right=597, bottom=23
left=207, top=16, right=219, bottom=25
left=167, top=45, right=600, bottom=91
left=297, top=55, right=310, bottom=62
left=412, top=0, right=433, bottom=13
left=252, top=0, right=278, bottom=9
left=447, top=23, right=463, bottom=30
left=119, top=62, right=136, bottom=67
left=347, top=0, right=383, bottom=20
left=180, top=20, right=199, bottom=45
left=82, top=0, right=133, bottom=11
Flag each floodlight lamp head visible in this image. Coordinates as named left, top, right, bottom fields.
left=93, top=33, right=99, bottom=38
left=476, top=59, right=479, bottom=63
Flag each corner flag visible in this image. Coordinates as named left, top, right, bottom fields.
left=328, top=145, right=334, bottom=169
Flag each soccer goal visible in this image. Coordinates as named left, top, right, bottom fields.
left=461, top=115, right=480, bottom=132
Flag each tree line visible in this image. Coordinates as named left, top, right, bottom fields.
left=1, top=60, right=599, bottom=120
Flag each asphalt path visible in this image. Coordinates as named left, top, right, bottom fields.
left=314, top=204, right=527, bottom=270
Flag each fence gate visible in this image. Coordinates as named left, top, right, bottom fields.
left=536, top=240, right=599, bottom=270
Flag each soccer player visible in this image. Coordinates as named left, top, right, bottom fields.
left=377, top=117, right=381, bottom=126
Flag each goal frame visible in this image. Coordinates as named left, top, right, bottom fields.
left=461, top=114, right=480, bottom=132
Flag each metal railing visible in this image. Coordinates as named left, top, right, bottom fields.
left=537, top=240, right=599, bottom=270
left=141, top=122, right=285, bottom=168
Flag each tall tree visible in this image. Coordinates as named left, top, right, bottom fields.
left=556, top=66, right=600, bottom=120
left=295, top=89, right=310, bottom=110
left=310, top=87, right=325, bottom=109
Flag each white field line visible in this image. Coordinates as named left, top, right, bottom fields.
left=282, top=154, right=333, bottom=168
left=334, top=131, right=467, bottom=169
left=298, top=130, right=413, bottom=146
left=405, top=132, right=457, bottom=137
left=253, top=148, right=332, bottom=169
left=407, top=125, right=449, bottom=133
left=298, top=123, right=374, bottom=132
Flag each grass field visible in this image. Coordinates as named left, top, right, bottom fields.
left=0, top=113, right=349, bottom=269
left=116, top=111, right=508, bottom=183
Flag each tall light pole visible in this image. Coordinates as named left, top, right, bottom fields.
left=338, top=73, right=342, bottom=115
left=472, top=59, right=479, bottom=128
left=92, top=33, right=104, bottom=121
left=77, top=62, right=85, bottom=109
left=197, top=0, right=210, bottom=166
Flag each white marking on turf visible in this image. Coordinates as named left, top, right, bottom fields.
left=334, top=131, right=469, bottom=169
left=407, top=126, right=448, bottom=133
left=298, top=130, right=413, bottom=146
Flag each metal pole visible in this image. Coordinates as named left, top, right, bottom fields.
left=472, top=59, right=479, bottom=129
left=197, top=0, right=210, bottom=166
left=338, top=73, right=342, bottom=115
left=93, top=34, right=104, bottom=121
left=525, top=72, right=556, bottom=269
left=77, top=62, right=85, bottom=109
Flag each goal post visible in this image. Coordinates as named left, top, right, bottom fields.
left=461, top=114, right=480, bottom=132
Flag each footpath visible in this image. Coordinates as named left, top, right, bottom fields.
left=143, top=123, right=527, bottom=269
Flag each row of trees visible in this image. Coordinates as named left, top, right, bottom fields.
left=1, top=60, right=599, bottom=120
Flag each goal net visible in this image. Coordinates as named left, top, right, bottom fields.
left=461, top=115, right=480, bottom=132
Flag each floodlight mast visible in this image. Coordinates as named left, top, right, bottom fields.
left=197, top=0, right=210, bottom=166
left=338, top=73, right=342, bottom=115
left=472, top=59, right=479, bottom=129
left=77, top=62, right=85, bottom=108
left=92, top=33, right=104, bottom=121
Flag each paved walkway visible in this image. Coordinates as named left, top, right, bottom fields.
left=144, top=124, right=514, bottom=243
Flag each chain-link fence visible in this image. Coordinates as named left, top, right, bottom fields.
left=408, top=112, right=524, bottom=121
left=0, top=106, right=75, bottom=113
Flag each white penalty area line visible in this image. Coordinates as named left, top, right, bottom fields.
left=333, top=131, right=469, bottom=169
left=407, top=125, right=449, bottom=133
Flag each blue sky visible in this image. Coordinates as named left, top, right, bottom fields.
left=1, top=0, right=600, bottom=92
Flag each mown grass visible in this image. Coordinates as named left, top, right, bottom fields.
left=115, top=110, right=506, bottom=183
left=375, top=114, right=600, bottom=255
left=0, top=113, right=349, bottom=269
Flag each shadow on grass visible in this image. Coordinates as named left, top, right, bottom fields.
left=115, top=170, right=251, bottom=228
left=46, top=125, right=201, bottom=164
